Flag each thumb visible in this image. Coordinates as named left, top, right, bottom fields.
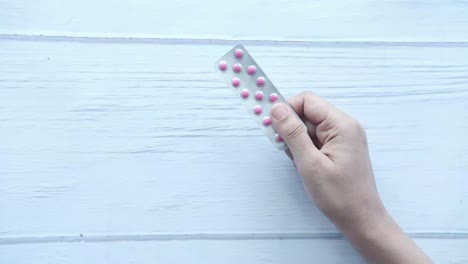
left=270, top=103, right=321, bottom=161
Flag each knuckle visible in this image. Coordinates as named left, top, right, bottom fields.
left=286, top=123, right=306, bottom=140
left=357, top=122, right=366, bottom=135
left=353, top=120, right=366, bottom=137
left=341, top=117, right=368, bottom=144
left=342, top=117, right=360, bottom=131
left=300, top=91, right=315, bottom=98
left=357, top=123, right=368, bottom=145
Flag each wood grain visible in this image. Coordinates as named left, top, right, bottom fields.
left=1, top=0, right=468, bottom=262
left=1, top=39, right=467, bottom=239
left=1, top=0, right=468, bottom=41
left=1, top=239, right=468, bottom=264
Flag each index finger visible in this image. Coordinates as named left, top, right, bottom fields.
left=287, top=91, right=340, bottom=125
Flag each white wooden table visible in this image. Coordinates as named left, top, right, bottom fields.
left=1, top=1, right=467, bottom=263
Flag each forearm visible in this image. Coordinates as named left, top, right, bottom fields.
left=341, top=209, right=432, bottom=264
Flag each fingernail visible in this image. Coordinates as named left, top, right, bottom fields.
left=271, top=104, right=289, bottom=121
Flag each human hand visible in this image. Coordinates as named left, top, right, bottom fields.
left=270, top=92, right=431, bottom=263
left=270, top=91, right=384, bottom=230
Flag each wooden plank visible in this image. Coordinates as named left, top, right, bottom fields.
left=1, top=239, right=467, bottom=263
left=0, top=40, right=467, bottom=236
left=1, top=0, right=468, bottom=41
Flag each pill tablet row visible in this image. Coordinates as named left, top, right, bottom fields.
left=215, top=45, right=303, bottom=150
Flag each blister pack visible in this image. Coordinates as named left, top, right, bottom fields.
left=215, top=45, right=304, bottom=150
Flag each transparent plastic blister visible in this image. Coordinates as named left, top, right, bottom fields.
left=215, top=45, right=304, bottom=150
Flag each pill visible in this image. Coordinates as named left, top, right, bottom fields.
left=263, top=116, right=271, bottom=126
left=247, top=65, right=257, bottom=75
left=233, top=63, right=242, bottom=73
left=234, top=49, right=243, bottom=59
left=255, top=91, right=264, bottom=101
left=275, top=134, right=283, bottom=142
left=253, top=105, right=262, bottom=115
left=218, top=61, right=227, bottom=71
left=256, top=77, right=265, bottom=87
left=216, top=45, right=303, bottom=150
left=269, top=93, right=278, bottom=103
left=231, top=77, right=240, bottom=87
left=240, top=89, right=249, bottom=99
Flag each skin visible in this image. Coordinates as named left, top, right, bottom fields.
left=270, top=92, right=432, bottom=264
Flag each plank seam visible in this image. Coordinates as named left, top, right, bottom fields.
left=1, top=34, right=468, bottom=47
left=1, top=232, right=468, bottom=245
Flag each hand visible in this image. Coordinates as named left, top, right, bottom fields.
left=270, top=91, right=382, bottom=229
left=270, top=92, right=431, bottom=264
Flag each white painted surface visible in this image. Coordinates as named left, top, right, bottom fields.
left=1, top=239, right=468, bottom=264
left=1, top=0, right=468, bottom=41
left=1, top=0, right=468, bottom=263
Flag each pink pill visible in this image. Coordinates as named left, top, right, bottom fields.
left=269, top=93, right=278, bottom=103
left=218, top=61, right=227, bottom=71
left=275, top=134, right=283, bottom=142
left=253, top=105, right=262, bottom=115
left=233, top=63, right=242, bottom=73
left=256, top=77, right=266, bottom=87
left=234, top=49, right=243, bottom=59
left=247, top=65, right=257, bottom=75
left=255, top=91, right=264, bottom=101
left=240, top=89, right=249, bottom=99
left=231, top=77, right=240, bottom=87
left=263, top=116, right=271, bottom=126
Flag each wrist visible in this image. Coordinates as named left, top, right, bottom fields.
left=336, top=205, right=432, bottom=263
left=343, top=208, right=397, bottom=243
left=335, top=201, right=393, bottom=242
left=337, top=204, right=410, bottom=256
